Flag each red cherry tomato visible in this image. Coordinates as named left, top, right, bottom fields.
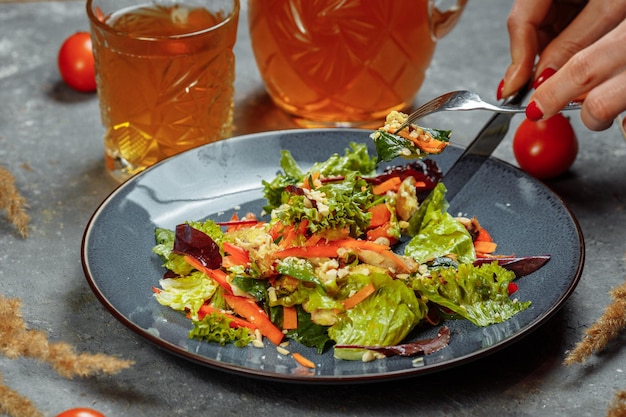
left=56, top=408, right=105, bottom=417
left=513, top=113, right=578, bottom=179
left=58, top=32, right=97, bottom=93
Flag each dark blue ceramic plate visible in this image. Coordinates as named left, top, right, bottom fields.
left=81, top=128, right=584, bottom=383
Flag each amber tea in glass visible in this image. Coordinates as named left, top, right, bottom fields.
left=88, top=0, right=239, bottom=181
left=248, top=0, right=465, bottom=127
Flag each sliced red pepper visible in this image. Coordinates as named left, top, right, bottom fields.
left=272, top=244, right=340, bottom=259
left=184, top=255, right=233, bottom=294
left=219, top=213, right=262, bottom=232
left=268, top=220, right=286, bottom=241
left=475, top=227, right=493, bottom=242
left=222, top=241, right=250, bottom=268
left=223, top=294, right=284, bottom=345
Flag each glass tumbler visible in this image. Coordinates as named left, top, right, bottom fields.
left=87, top=0, right=240, bottom=181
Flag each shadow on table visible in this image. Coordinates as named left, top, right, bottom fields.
left=48, top=80, right=98, bottom=104
left=233, top=87, right=300, bottom=136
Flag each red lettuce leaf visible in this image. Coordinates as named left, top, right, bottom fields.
left=335, top=326, right=450, bottom=357
left=172, top=224, right=222, bottom=269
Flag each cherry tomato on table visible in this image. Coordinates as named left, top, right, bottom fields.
left=56, top=408, right=105, bottom=417
left=513, top=113, right=578, bottom=180
left=57, top=32, right=97, bottom=93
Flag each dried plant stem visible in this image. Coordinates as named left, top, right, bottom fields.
left=0, top=373, right=44, bottom=417
left=607, top=389, right=626, bottom=417
left=0, top=294, right=134, bottom=378
left=565, top=279, right=626, bottom=365
left=0, top=166, right=30, bottom=238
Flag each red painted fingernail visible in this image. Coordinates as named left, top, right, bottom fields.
left=496, top=79, right=505, bottom=101
left=533, top=67, right=557, bottom=89
left=526, top=100, right=544, bottom=121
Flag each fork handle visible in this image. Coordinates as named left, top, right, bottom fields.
left=497, top=101, right=582, bottom=114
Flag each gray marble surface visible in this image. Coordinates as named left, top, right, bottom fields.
left=1, top=1, right=625, bottom=416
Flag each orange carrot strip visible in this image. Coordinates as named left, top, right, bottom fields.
left=474, top=240, right=497, bottom=254
left=304, top=233, right=324, bottom=247
left=296, top=219, right=309, bottom=235
left=279, top=226, right=298, bottom=248
left=302, top=172, right=320, bottom=190
left=292, top=352, right=316, bottom=369
left=372, top=177, right=401, bottom=195
left=223, top=294, right=284, bottom=345
left=366, top=223, right=395, bottom=243
left=282, top=305, right=298, bottom=330
left=396, top=130, right=448, bottom=154
left=343, top=282, right=376, bottom=310
left=268, top=220, right=286, bottom=241
left=368, top=203, right=391, bottom=227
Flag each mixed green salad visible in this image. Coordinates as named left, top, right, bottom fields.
left=151, top=113, right=536, bottom=363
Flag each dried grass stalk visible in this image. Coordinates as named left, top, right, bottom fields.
left=0, top=294, right=134, bottom=377
left=0, top=166, right=30, bottom=238
left=565, top=280, right=626, bottom=365
left=607, top=390, right=626, bottom=417
left=0, top=373, right=44, bottom=417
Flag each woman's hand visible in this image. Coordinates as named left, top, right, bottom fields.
left=500, top=0, right=626, bottom=131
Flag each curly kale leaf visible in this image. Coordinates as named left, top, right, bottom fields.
left=189, top=312, right=254, bottom=347
left=412, top=262, right=531, bottom=326
left=270, top=171, right=376, bottom=237
left=262, top=142, right=377, bottom=213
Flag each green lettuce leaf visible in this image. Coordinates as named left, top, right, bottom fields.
left=285, top=305, right=334, bottom=354
left=152, top=228, right=193, bottom=276
left=329, top=272, right=427, bottom=360
left=404, top=183, right=475, bottom=264
left=309, top=142, right=377, bottom=177
left=187, top=219, right=226, bottom=246
left=154, top=271, right=219, bottom=320
left=412, top=262, right=531, bottom=326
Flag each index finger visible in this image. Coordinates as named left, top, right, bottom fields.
left=500, top=0, right=553, bottom=98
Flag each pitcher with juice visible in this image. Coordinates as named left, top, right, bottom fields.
left=88, top=0, right=239, bottom=181
left=248, top=0, right=466, bottom=127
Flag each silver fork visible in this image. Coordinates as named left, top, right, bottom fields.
left=394, top=90, right=582, bottom=133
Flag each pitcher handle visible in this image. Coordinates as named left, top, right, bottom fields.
left=429, top=0, right=468, bottom=40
